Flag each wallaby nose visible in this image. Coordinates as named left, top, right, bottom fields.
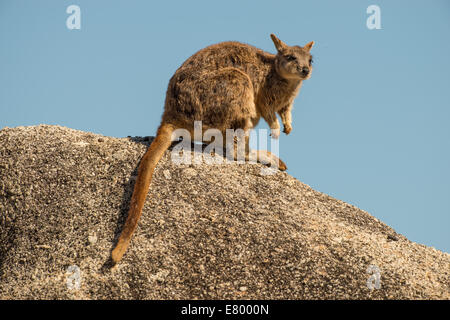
left=301, top=67, right=310, bottom=75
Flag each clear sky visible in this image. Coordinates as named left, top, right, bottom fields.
left=1, top=0, right=449, bottom=253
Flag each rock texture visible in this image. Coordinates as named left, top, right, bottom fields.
left=0, top=125, right=448, bottom=299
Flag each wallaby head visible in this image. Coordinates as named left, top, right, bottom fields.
left=270, top=34, right=314, bottom=81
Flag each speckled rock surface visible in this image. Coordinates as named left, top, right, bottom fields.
left=0, top=125, right=448, bottom=299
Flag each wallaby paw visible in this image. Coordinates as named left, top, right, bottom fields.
left=283, top=125, right=292, bottom=135
left=272, top=155, right=287, bottom=171
left=266, top=152, right=287, bottom=171
left=276, top=158, right=287, bottom=171
left=270, top=128, right=280, bottom=139
left=252, top=150, right=287, bottom=171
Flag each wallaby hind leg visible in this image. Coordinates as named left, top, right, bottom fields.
left=227, top=125, right=287, bottom=171
left=244, top=136, right=287, bottom=171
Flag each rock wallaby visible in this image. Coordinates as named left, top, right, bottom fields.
left=111, top=34, right=314, bottom=265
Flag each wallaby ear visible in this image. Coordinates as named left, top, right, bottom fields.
left=270, top=34, right=288, bottom=52
left=303, top=41, right=315, bottom=52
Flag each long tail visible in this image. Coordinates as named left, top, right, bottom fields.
left=111, top=123, right=175, bottom=265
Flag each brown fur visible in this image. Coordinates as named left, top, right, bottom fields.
left=111, top=34, right=314, bottom=265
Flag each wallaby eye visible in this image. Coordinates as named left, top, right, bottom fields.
left=285, top=55, right=296, bottom=61
left=309, top=57, right=313, bottom=65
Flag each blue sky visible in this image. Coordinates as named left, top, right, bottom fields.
left=1, top=0, right=449, bottom=253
